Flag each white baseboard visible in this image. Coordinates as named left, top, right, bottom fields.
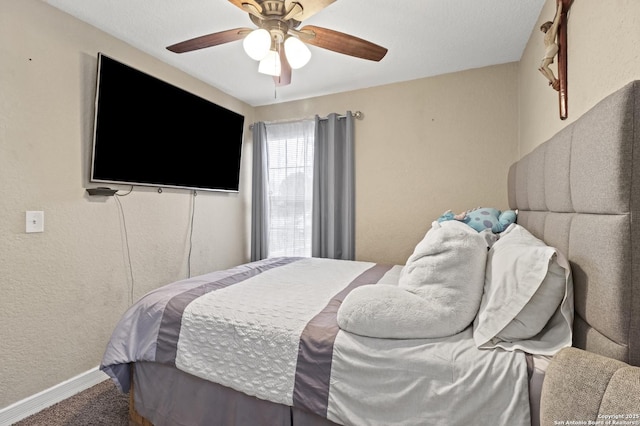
left=0, top=366, right=109, bottom=426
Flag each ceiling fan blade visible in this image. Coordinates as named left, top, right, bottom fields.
left=285, top=0, right=336, bottom=21
left=274, top=48, right=292, bottom=86
left=298, top=25, right=387, bottom=61
left=166, top=28, right=252, bottom=53
left=228, top=0, right=263, bottom=17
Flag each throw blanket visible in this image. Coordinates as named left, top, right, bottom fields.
left=101, top=257, right=530, bottom=425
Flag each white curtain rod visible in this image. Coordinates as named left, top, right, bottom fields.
left=248, top=111, right=363, bottom=131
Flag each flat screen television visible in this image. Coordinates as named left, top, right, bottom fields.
left=90, top=53, right=245, bottom=192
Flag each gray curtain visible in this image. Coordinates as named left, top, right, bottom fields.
left=312, top=112, right=355, bottom=260
left=250, top=122, right=269, bottom=261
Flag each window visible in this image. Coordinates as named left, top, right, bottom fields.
left=251, top=113, right=355, bottom=262
left=265, top=120, right=315, bottom=257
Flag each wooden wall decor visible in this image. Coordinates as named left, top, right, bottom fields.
left=539, top=0, right=573, bottom=120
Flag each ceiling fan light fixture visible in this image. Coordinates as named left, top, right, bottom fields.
left=242, top=28, right=271, bottom=60
left=258, top=50, right=282, bottom=76
left=284, top=36, right=311, bottom=69
left=167, top=0, right=388, bottom=88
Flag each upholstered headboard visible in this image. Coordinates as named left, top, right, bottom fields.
left=508, top=81, right=640, bottom=366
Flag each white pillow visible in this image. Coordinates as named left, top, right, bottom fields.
left=496, top=258, right=566, bottom=341
left=337, top=220, right=488, bottom=339
left=473, top=224, right=574, bottom=355
left=398, top=220, right=489, bottom=337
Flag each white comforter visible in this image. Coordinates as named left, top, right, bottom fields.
left=101, top=257, right=530, bottom=426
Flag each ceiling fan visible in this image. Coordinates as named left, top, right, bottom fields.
left=166, top=0, right=388, bottom=86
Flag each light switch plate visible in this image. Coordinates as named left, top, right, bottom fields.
left=26, top=211, right=44, bottom=233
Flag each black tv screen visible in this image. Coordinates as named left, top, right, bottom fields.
left=91, top=53, right=245, bottom=192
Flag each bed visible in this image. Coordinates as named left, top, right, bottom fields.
left=101, top=80, right=640, bottom=426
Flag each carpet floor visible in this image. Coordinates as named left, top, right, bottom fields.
left=14, top=380, right=128, bottom=425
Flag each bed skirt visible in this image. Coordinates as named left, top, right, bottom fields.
left=128, top=357, right=547, bottom=426
left=130, top=362, right=338, bottom=426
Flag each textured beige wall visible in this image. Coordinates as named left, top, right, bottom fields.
left=257, top=64, right=519, bottom=265
left=0, top=0, right=253, bottom=408
left=518, top=0, right=640, bottom=156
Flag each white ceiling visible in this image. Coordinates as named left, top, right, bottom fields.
left=44, top=0, right=545, bottom=107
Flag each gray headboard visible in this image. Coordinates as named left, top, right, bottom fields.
left=508, top=81, right=640, bottom=366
